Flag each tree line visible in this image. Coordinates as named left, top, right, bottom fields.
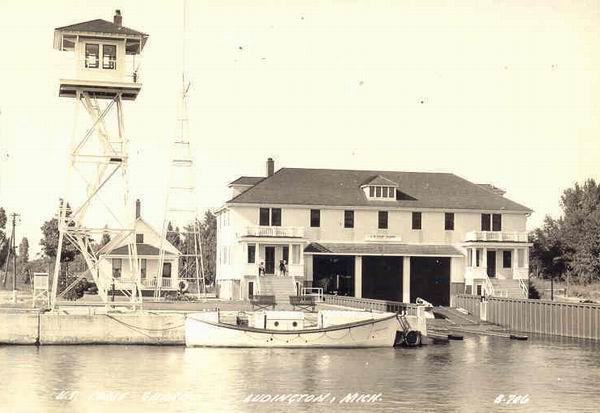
left=530, top=178, right=600, bottom=284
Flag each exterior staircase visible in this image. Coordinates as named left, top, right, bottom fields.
left=258, top=275, right=297, bottom=304
left=489, top=278, right=527, bottom=298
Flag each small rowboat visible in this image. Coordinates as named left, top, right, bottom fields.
left=185, top=311, right=401, bottom=348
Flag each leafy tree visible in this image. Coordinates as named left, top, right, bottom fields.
left=166, top=221, right=182, bottom=251
left=200, top=210, right=216, bottom=284
left=18, top=237, right=29, bottom=264
left=530, top=179, right=600, bottom=283
left=0, top=207, right=7, bottom=269
left=99, top=231, right=111, bottom=248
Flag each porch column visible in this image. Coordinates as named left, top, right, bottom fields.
left=354, top=256, right=362, bottom=298
left=482, top=247, right=488, bottom=271
left=470, top=247, right=476, bottom=267
left=512, top=248, right=518, bottom=278
left=402, top=256, right=411, bottom=303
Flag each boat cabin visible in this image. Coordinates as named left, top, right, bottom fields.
left=53, top=10, right=149, bottom=100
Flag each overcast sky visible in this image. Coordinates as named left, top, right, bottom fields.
left=1, top=0, right=599, bottom=255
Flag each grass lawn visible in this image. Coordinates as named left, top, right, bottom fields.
left=530, top=277, right=600, bottom=303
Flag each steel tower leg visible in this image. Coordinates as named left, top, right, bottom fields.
left=50, top=91, right=142, bottom=309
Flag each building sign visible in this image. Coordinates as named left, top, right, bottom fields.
left=365, top=234, right=402, bottom=242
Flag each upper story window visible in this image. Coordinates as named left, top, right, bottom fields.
left=344, top=210, right=354, bottom=228
left=412, top=212, right=422, bottom=230
left=310, top=209, right=320, bottom=228
left=102, top=45, right=117, bottom=69
left=85, top=44, right=99, bottom=68
left=271, top=208, right=281, bottom=227
left=259, top=207, right=281, bottom=226
left=259, top=208, right=270, bottom=226
left=366, top=185, right=396, bottom=200
left=85, top=43, right=117, bottom=70
left=444, top=213, right=454, bottom=231
left=481, top=213, right=502, bottom=231
left=378, top=211, right=388, bottom=229
left=136, top=233, right=144, bottom=243
left=492, top=214, right=502, bottom=231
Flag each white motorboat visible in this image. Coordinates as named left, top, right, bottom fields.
left=185, top=310, right=402, bottom=348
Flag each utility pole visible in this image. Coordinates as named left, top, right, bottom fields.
left=2, top=213, right=20, bottom=296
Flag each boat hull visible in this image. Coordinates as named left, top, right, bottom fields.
left=185, top=312, right=399, bottom=348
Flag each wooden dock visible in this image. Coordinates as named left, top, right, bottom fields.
left=429, top=307, right=527, bottom=340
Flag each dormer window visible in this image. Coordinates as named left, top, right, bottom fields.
left=366, top=185, right=396, bottom=200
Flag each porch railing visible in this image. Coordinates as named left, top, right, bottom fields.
left=241, top=226, right=305, bottom=238
left=140, top=278, right=172, bottom=288
left=465, top=231, right=528, bottom=243
left=301, top=287, right=324, bottom=302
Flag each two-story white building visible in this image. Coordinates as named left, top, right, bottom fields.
left=216, top=159, right=532, bottom=306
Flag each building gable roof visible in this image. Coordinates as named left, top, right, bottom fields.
left=229, top=176, right=265, bottom=186
left=55, top=19, right=148, bottom=37
left=227, top=168, right=532, bottom=212
left=361, top=175, right=399, bottom=187
left=99, top=217, right=180, bottom=257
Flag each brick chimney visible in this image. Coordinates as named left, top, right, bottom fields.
left=266, top=158, right=274, bottom=177
left=114, top=10, right=123, bottom=28
left=135, top=199, right=141, bottom=219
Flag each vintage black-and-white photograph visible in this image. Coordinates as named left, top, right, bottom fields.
left=0, top=1, right=599, bottom=412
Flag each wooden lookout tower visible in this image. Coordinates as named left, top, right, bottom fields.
left=50, top=11, right=149, bottom=308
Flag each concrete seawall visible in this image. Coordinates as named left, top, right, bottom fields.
left=1, top=311, right=185, bottom=345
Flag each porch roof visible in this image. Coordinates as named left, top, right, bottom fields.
left=304, top=242, right=463, bottom=257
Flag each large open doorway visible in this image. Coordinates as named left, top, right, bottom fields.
left=410, top=257, right=450, bottom=306
left=487, top=251, right=496, bottom=277
left=265, top=246, right=275, bottom=275
left=313, top=255, right=355, bottom=296
left=361, top=256, right=403, bottom=301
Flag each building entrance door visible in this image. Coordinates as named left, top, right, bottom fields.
left=487, top=251, right=496, bottom=277
left=265, top=247, right=275, bottom=274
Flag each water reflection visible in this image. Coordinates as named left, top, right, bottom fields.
left=0, top=335, right=599, bottom=413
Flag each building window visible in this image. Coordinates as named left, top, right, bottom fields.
left=248, top=245, right=256, bottom=264
left=283, top=246, right=289, bottom=263
left=481, top=213, right=491, bottom=231
left=310, top=209, right=320, bottom=227
left=412, top=212, right=422, bottom=230
left=476, top=249, right=480, bottom=267
left=85, top=43, right=99, bottom=68
left=503, top=251, right=512, bottom=268
left=136, top=233, right=144, bottom=243
left=344, top=210, right=354, bottom=228
left=378, top=211, right=388, bottom=229
left=517, top=249, right=525, bottom=267
left=140, top=258, right=147, bottom=278
left=375, top=186, right=382, bottom=197
left=271, top=208, right=281, bottom=226
left=112, top=258, right=122, bottom=278
left=102, top=44, right=117, bottom=69
left=382, top=187, right=388, bottom=197
left=369, top=186, right=375, bottom=197
left=388, top=188, right=395, bottom=198
left=492, top=214, right=502, bottom=231
left=259, top=208, right=270, bottom=226
left=163, top=262, right=172, bottom=278
left=444, top=212, right=454, bottom=231
left=292, top=244, right=301, bottom=264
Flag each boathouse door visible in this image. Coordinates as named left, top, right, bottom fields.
left=487, top=251, right=496, bottom=278
left=265, top=247, right=275, bottom=274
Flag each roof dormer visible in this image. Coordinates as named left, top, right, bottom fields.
left=361, top=175, right=399, bottom=200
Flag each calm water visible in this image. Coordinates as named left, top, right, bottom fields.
left=1, top=335, right=599, bottom=413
